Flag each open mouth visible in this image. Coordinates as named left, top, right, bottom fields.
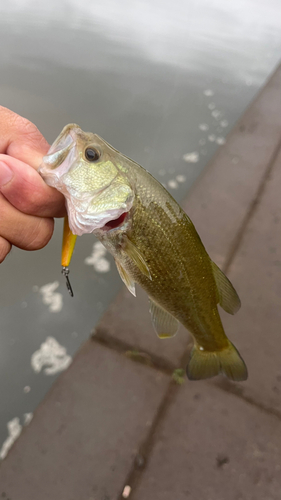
left=103, top=211, right=129, bottom=230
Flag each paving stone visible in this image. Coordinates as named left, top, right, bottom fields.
left=182, top=65, right=281, bottom=268
left=132, top=383, right=281, bottom=500
left=213, top=146, right=281, bottom=413
left=0, top=341, right=169, bottom=500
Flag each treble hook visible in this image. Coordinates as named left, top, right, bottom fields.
left=61, top=266, right=74, bottom=297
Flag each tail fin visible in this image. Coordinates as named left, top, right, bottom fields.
left=186, top=342, right=248, bottom=382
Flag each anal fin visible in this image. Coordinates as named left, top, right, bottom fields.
left=149, top=298, right=179, bottom=339
left=115, top=260, right=136, bottom=297
left=211, top=261, right=241, bottom=315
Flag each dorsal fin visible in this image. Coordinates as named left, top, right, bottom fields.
left=211, top=261, right=241, bottom=315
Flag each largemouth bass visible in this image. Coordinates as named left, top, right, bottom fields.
left=39, top=124, right=247, bottom=382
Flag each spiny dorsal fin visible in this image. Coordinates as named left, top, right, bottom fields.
left=115, top=260, right=136, bottom=297
left=124, top=236, right=152, bottom=280
left=149, top=298, right=179, bottom=339
left=211, top=261, right=241, bottom=315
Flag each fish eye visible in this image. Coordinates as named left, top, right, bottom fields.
left=85, top=147, right=100, bottom=162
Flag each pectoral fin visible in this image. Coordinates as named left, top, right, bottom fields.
left=115, top=260, right=136, bottom=297
left=211, top=261, right=241, bottom=315
left=124, top=236, right=152, bottom=280
left=149, top=299, right=179, bottom=339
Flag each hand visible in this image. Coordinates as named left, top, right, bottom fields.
left=0, top=106, right=66, bottom=263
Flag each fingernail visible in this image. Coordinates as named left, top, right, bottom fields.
left=0, top=161, right=13, bottom=187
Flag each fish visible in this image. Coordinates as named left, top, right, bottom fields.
left=39, top=124, right=248, bottom=382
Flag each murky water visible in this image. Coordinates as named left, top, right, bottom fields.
left=0, top=0, right=280, bottom=456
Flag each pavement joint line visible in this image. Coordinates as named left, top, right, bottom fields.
left=115, top=373, right=281, bottom=499
left=181, top=63, right=281, bottom=208
left=223, top=133, right=281, bottom=275
left=91, top=328, right=186, bottom=499
left=92, top=322, right=281, bottom=423
left=116, top=349, right=281, bottom=499
left=91, top=327, right=178, bottom=375
left=178, top=345, right=281, bottom=422
left=117, top=380, right=182, bottom=500
left=210, top=380, right=281, bottom=421
left=92, top=326, right=281, bottom=494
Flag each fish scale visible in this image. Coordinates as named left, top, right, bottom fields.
left=99, top=170, right=221, bottom=343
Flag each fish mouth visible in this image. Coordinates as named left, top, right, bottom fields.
left=66, top=183, right=134, bottom=236
left=101, top=211, right=129, bottom=231
left=39, top=129, right=77, bottom=183
left=61, top=208, right=131, bottom=270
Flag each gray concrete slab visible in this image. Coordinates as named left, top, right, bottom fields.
left=0, top=341, right=169, bottom=500
left=132, top=383, right=281, bottom=500
left=214, top=144, right=281, bottom=413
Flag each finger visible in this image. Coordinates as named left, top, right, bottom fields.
left=0, top=193, right=54, bottom=251
left=0, top=106, right=49, bottom=169
left=0, top=236, right=12, bottom=263
left=0, top=155, right=66, bottom=218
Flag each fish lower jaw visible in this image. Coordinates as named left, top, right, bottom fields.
left=67, top=208, right=129, bottom=236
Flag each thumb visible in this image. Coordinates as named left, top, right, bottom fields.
left=0, top=154, right=66, bottom=218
